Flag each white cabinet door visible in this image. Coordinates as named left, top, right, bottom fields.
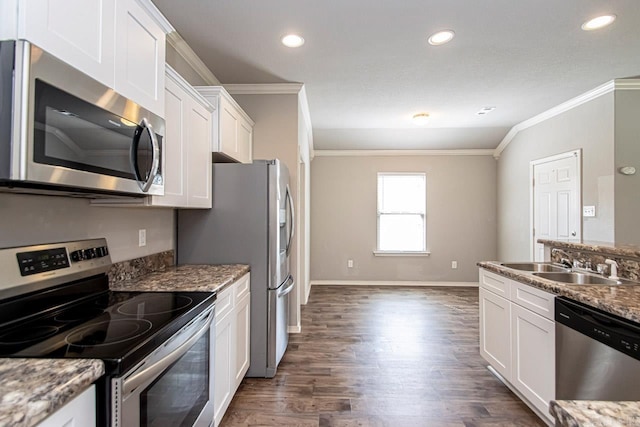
left=158, top=76, right=187, bottom=206
left=214, top=306, right=233, bottom=427
left=37, top=386, right=95, bottom=427
left=479, top=287, right=511, bottom=379
left=114, top=0, right=165, bottom=116
left=18, top=0, right=115, bottom=86
left=234, top=280, right=251, bottom=389
left=237, top=119, right=253, bottom=164
left=219, top=97, right=239, bottom=158
left=511, top=303, right=555, bottom=419
left=186, top=98, right=213, bottom=208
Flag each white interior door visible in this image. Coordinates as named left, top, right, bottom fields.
left=531, top=151, right=581, bottom=261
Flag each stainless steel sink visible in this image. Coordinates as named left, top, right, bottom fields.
left=500, top=262, right=570, bottom=273
left=532, top=272, right=632, bottom=285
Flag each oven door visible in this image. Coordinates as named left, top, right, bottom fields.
left=113, top=307, right=215, bottom=427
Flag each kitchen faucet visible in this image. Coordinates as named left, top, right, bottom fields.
left=551, top=248, right=572, bottom=268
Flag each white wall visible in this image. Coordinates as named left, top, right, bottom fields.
left=310, top=154, right=497, bottom=283
left=497, top=92, right=615, bottom=260
left=0, top=193, right=174, bottom=262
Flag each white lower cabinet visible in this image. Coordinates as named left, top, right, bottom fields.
left=479, top=269, right=555, bottom=423
left=479, top=287, right=511, bottom=379
left=213, top=273, right=251, bottom=426
left=36, top=385, right=95, bottom=427
left=511, top=303, right=555, bottom=417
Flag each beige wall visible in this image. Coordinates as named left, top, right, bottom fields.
left=310, top=155, right=497, bottom=282
left=166, top=42, right=216, bottom=86
left=614, top=89, right=640, bottom=245
left=497, top=92, right=615, bottom=261
left=0, top=193, right=174, bottom=262
left=232, top=93, right=304, bottom=329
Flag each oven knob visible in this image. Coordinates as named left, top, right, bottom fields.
left=70, top=250, right=83, bottom=262
left=83, top=248, right=96, bottom=259
left=96, top=246, right=108, bottom=258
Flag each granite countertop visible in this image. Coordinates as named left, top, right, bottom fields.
left=477, top=261, right=640, bottom=323
left=110, top=264, right=250, bottom=293
left=538, top=239, right=640, bottom=259
left=550, top=400, right=640, bottom=427
left=0, top=358, right=104, bottom=427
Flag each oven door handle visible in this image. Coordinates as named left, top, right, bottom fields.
left=122, top=308, right=214, bottom=396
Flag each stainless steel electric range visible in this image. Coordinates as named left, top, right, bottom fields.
left=0, top=238, right=216, bottom=427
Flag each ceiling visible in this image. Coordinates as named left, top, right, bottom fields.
left=152, top=0, right=640, bottom=151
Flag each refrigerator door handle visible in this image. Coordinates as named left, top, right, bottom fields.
left=278, top=275, right=295, bottom=297
left=285, top=184, right=295, bottom=256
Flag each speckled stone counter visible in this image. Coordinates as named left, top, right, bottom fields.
left=0, top=358, right=104, bottom=427
left=110, top=264, right=250, bottom=293
left=477, top=261, right=640, bottom=323
left=550, top=400, right=640, bottom=427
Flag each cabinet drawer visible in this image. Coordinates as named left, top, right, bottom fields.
left=510, top=281, right=555, bottom=320
left=215, top=285, right=234, bottom=321
left=479, top=269, right=511, bottom=298
left=234, top=273, right=250, bottom=301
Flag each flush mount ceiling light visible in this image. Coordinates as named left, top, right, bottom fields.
left=428, top=30, right=455, bottom=46
left=581, top=15, right=616, bottom=31
left=281, top=34, right=305, bottom=48
left=412, top=113, right=430, bottom=125
left=476, top=106, right=496, bottom=116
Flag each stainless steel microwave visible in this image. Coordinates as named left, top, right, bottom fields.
left=0, top=40, right=164, bottom=198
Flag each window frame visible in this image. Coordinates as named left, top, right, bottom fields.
left=374, top=172, right=429, bottom=256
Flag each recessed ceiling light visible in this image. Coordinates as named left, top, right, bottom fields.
left=428, top=30, right=455, bottom=46
left=281, top=34, right=305, bottom=48
left=581, top=15, right=616, bottom=31
left=412, top=113, right=430, bottom=125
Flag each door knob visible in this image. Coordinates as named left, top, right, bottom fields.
left=571, top=231, right=577, bottom=237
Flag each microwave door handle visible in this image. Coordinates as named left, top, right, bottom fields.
left=285, top=184, right=295, bottom=256
left=130, top=118, right=160, bottom=192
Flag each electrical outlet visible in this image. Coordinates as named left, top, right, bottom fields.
left=139, top=229, right=146, bottom=247
left=451, top=261, right=458, bottom=269
left=347, top=259, right=354, bottom=268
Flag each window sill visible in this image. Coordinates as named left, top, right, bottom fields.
left=373, top=250, right=431, bottom=257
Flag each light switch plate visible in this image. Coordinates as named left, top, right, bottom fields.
left=583, top=206, right=596, bottom=217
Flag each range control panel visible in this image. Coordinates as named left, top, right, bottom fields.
left=16, top=248, right=69, bottom=276
left=15, top=244, right=109, bottom=277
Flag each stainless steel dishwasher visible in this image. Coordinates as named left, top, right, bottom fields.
left=555, top=297, right=640, bottom=400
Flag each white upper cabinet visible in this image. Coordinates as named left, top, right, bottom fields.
left=3, top=0, right=171, bottom=116
left=18, top=0, right=116, bottom=86
left=114, top=0, right=167, bottom=116
left=196, top=86, right=254, bottom=164
left=156, top=67, right=212, bottom=208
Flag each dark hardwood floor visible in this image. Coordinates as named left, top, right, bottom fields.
left=221, top=286, right=546, bottom=426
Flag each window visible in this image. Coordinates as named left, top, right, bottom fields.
left=376, top=173, right=427, bottom=253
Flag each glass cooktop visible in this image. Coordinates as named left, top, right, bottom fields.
left=0, top=290, right=215, bottom=375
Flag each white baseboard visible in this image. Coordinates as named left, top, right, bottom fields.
left=288, top=325, right=301, bottom=333
left=310, top=280, right=478, bottom=287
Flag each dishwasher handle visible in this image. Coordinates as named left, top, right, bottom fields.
left=555, top=297, right=640, bottom=361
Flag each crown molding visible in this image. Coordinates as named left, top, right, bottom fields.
left=166, top=32, right=220, bottom=86
left=493, top=80, right=618, bottom=158
left=614, top=79, right=640, bottom=90
left=314, top=149, right=496, bottom=157
left=165, top=65, right=214, bottom=112
left=136, top=0, right=174, bottom=33
left=224, top=83, right=304, bottom=95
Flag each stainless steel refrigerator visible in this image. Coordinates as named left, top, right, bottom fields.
left=177, top=159, right=294, bottom=378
